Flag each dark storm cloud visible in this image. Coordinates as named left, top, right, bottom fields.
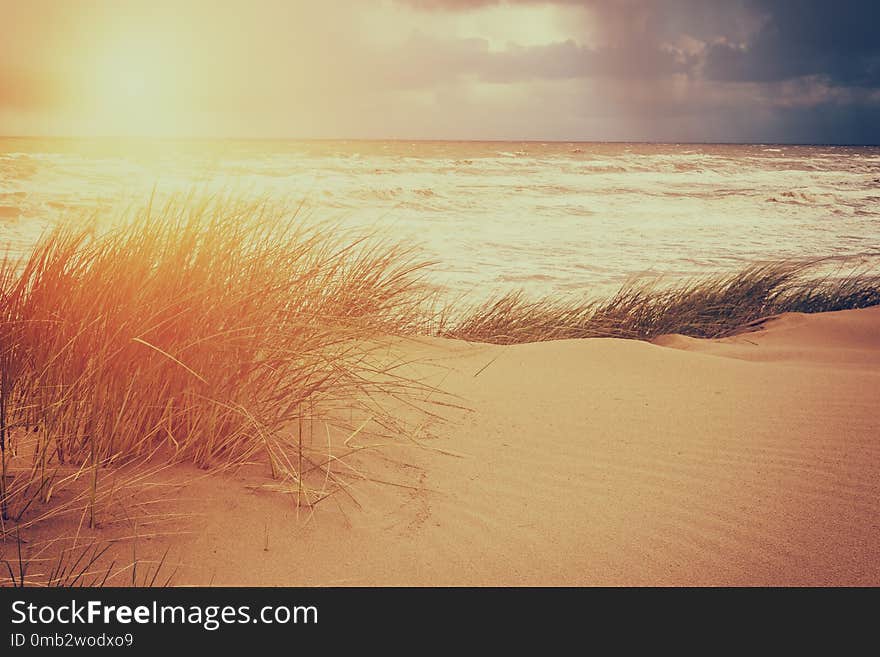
left=768, top=98, right=880, bottom=144
left=395, top=0, right=880, bottom=143
left=704, top=0, right=880, bottom=86
left=401, top=0, right=880, bottom=88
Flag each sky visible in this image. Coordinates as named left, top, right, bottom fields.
left=1, top=0, right=878, bottom=143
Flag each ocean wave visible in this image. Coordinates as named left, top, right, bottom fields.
left=2, top=138, right=880, bottom=300
left=765, top=189, right=842, bottom=205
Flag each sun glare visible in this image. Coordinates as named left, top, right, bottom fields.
left=75, top=31, right=187, bottom=136
left=115, top=71, right=149, bottom=101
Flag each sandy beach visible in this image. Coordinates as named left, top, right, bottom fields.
left=39, top=305, right=874, bottom=587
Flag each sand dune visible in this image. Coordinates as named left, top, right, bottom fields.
left=35, top=307, right=880, bottom=586
left=654, top=306, right=880, bottom=368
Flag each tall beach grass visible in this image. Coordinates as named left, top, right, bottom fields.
left=0, top=196, right=435, bottom=537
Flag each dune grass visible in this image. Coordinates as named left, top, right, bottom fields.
left=0, top=196, right=435, bottom=537
left=442, top=262, right=880, bottom=344
left=2, top=193, right=880, bottom=581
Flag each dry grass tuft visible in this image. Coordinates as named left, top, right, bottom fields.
left=442, top=262, right=880, bottom=344
left=0, top=195, right=436, bottom=539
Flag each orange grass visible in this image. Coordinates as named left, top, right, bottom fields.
left=0, top=196, right=434, bottom=534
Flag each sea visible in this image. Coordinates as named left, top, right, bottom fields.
left=1, top=138, right=879, bottom=300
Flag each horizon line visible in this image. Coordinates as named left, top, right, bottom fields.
left=1, top=135, right=879, bottom=147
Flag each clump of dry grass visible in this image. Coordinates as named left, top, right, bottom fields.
left=0, top=195, right=434, bottom=536
left=443, top=262, right=880, bottom=344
